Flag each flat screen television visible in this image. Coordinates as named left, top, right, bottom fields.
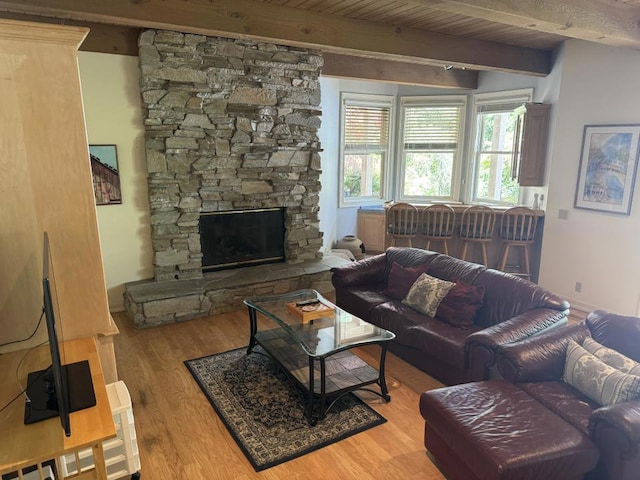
left=23, top=232, right=96, bottom=437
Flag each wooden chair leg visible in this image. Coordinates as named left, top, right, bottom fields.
left=481, top=243, right=488, bottom=267
left=460, top=242, right=468, bottom=260
left=523, top=245, right=531, bottom=278
left=443, top=240, right=448, bottom=256
left=425, top=239, right=431, bottom=251
left=500, top=243, right=511, bottom=271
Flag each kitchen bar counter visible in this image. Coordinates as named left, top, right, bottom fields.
left=357, top=204, right=545, bottom=283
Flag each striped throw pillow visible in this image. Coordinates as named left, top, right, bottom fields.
left=582, top=337, right=640, bottom=375
left=564, top=340, right=640, bottom=406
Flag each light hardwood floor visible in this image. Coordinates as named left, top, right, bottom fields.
left=111, top=309, right=446, bottom=479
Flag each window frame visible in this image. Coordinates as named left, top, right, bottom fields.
left=468, top=89, right=534, bottom=205
left=396, top=95, right=467, bottom=204
left=339, top=92, right=395, bottom=208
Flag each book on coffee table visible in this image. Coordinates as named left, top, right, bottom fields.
left=286, top=301, right=335, bottom=323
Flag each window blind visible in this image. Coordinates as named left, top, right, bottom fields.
left=403, top=105, right=462, bottom=150
left=344, top=104, right=390, bottom=150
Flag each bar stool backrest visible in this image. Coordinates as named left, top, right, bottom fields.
left=460, top=205, right=496, bottom=240
left=387, top=202, right=419, bottom=236
left=500, top=207, right=537, bottom=242
left=422, top=204, right=455, bottom=238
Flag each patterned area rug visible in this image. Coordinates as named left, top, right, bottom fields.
left=184, top=347, right=387, bottom=471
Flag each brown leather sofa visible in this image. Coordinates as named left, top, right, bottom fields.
left=419, top=310, right=640, bottom=480
left=331, top=247, right=570, bottom=385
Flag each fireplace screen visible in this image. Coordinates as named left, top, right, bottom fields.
left=200, top=208, right=285, bottom=271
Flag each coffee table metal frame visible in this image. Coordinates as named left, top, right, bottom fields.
left=244, top=289, right=395, bottom=425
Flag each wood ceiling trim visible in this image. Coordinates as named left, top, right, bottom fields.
left=0, top=0, right=551, bottom=75
left=323, top=52, right=478, bottom=88
left=406, top=0, right=640, bottom=48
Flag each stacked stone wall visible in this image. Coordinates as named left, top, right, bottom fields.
left=138, top=30, right=324, bottom=281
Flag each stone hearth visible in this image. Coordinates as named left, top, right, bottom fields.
left=124, top=256, right=347, bottom=328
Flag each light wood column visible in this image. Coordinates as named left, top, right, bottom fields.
left=0, top=20, right=117, bottom=379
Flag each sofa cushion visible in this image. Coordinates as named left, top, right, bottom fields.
left=518, top=381, right=598, bottom=436
left=564, top=340, right=640, bottom=406
left=587, top=310, right=640, bottom=363
left=382, top=247, right=440, bottom=282
left=369, top=301, right=479, bottom=370
left=582, top=337, right=640, bottom=375
left=383, top=261, right=430, bottom=300
left=420, top=381, right=599, bottom=480
left=334, top=284, right=388, bottom=322
left=471, top=269, right=570, bottom=328
left=427, top=254, right=486, bottom=284
left=403, top=273, right=454, bottom=317
left=436, top=281, right=485, bottom=328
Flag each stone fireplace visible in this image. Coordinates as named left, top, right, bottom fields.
left=123, top=30, right=344, bottom=327
left=137, top=30, right=324, bottom=281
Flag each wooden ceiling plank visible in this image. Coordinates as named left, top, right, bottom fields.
left=413, top=0, right=640, bottom=48
left=0, top=0, right=551, bottom=75
left=323, top=52, right=478, bottom=88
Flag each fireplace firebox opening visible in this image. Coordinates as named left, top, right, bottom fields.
left=200, top=208, right=286, bottom=272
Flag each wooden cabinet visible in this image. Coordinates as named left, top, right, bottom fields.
left=0, top=19, right=117, bottom=381
left=514, top=103, right=551, bottom=186
left=357, top=209, right=386, bottom=253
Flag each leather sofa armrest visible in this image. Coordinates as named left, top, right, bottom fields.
left=330, top=253, right=386, bottom=288
left=496, top=322, right=589, bottom=382
left=591, top=401, right=640, bottom=446
left=465, top=308, right=570, bottom=382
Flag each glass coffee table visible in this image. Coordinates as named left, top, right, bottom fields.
left=244, top=289, right=395, bottom=425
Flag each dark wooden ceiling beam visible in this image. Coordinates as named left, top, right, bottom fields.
left=415, top=0, right=640, bottom=48
left=323, top=53, right=478, bottom=89
left=0, top=0, right=551, bottom=75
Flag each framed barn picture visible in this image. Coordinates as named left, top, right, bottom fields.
left=89, top=144, right=122, bottom=205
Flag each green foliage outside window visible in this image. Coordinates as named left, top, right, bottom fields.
left=403, top=152, right=452, bottom=197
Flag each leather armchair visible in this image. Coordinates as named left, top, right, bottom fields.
left=497, top=311, right=640, bottom=480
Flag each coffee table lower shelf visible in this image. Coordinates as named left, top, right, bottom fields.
left=250, top=328, right=390, bottom=425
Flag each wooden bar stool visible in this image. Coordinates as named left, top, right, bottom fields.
left=387, top=202, right=419, bottom=247
left=421, top=204, right=455, bottom=255
left=459, top=205, right=496, bottom=266
left=498, top=207, right=538, bottom=279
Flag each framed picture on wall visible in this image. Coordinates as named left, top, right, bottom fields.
left=574, top=124, right=640, bottom=215
left=89, top=144, right=122, bottom=205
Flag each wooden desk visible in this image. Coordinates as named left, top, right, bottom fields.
left=0, top=337, right=116, bottom=479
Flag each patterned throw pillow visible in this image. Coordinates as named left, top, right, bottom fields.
left=582, top=337, right=640, bottom=375
left=564, top=340, right=640, bottom=406
left=402, top=273, right=454, bottom=317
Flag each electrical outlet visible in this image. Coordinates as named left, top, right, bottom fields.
left=575, top=281, right=582, bottom=293
left=558, top=209, right=569, bottom=220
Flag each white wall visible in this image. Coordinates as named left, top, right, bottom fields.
left=79, top=52, right=153, bottom=311
left=540, top=40, right=640, bottom=315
